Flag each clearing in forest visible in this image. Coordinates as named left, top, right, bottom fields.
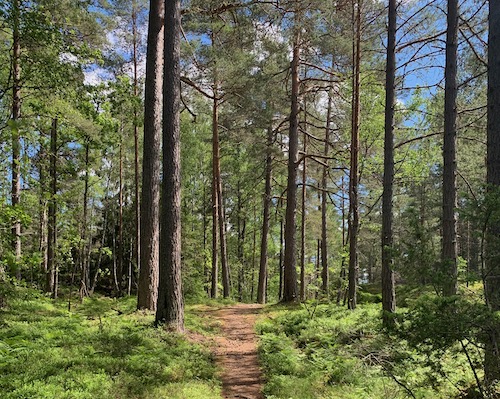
left=213, top=303, right=264, bottom=399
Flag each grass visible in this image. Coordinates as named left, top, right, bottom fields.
left=256, top=301, right=480, bottom=399
left=0, top=288, right=221, bottom=399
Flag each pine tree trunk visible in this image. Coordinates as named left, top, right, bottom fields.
left=278, top=216, right=284, bottom=301
left=211, top=78, right=220, bottom=299
left=236, top=180, right=245, bottom=301
left=132, top=0, right=141, bottom=296
left=118, top=133, right=124, bottom=294
left=442, top=0, right=459, bottom=297
left=300, top=129, right=307, bottom=302
left=47, top=119, right=57, bottom=297
left=39, top=143, right=48, bottom=284
left=137, top=0, right=163, bottom=311
left=321, top=81, right=333, bottom=296
left=282, top=28, right=300, bottom=303
left=257, top=126, right=273, bottom=304
left=485, top=0, right=500, bottom=383
left=155, top=0, right=184, bottom=332
left=382, top=0, right=397, bottom=325
left=80, top=142, right=90, bottom=300
left=11, top=0, right=22, bottom=275
left=348, top=0, right=361, bottom=310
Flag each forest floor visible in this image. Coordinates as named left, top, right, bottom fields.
left=212, top=304, right=264, bottom=399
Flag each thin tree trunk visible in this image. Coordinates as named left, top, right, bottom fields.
left=316, top=238, right=320, bottom=297
left=348, top=0, right=361, bottom=310
left=137, top=0, right=163, bottom=311
left=203, top=181, right=210, bottom=296
left=337, top=175, right=347, bottom=305
left=279, top=216, right=284, bottom=301
left=282, top=27, right=300, bottom=303
left=132, top=0, right=141, bottom=296
left=47, top=119, right=57, bottom=297
left=39, top=143, right=48, bottom=283
left=251, top=203, right=257, bottom=302
left=155, top=0, right=184, bottom=332
left=11, top=0, right=22, bottom=275
left=300, top=129, right=307, bottom=302
left=237, top=178, right=244, bottom=301
left=90, top=209, right=108, bottom=295
left=485, top=0, right=500, bottom=383
left=442, top=0, right=459, bottom=297
left=118, top=131, right=124, bottom=294
left=80, top=142, right=90, bottom=300
left=382, top=0, right=397, bottom=325
left=211, top=73, right=220, bottom=299
left=321, top=78, right=333, bottom=296
left=257, top=126, right=273, bottom=304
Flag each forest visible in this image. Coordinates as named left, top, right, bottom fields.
left=1, top=0, right=500, bottom=398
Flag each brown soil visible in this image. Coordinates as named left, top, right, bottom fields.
left=214, top=304, right=264, bottom=399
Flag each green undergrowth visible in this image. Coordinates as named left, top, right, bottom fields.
left=0, top=288, right=221, bottom=399
left=257, top=302, right=478, bottom=399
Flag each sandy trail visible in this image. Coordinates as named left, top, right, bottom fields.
left=214, top=304, right=264, bottom=399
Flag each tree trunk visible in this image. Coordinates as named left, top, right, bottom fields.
left=300, top=128, right=307, bottom=302
left=282, top=26, right=301, bottom=303
left=278, top=216, right=284, bottom=301
left=236, top=179, right=246, bottom=301
left=39, top=143, right=48, bottom=284
left=381, top=0, right=397, bottom=325
left=137, top=0, right=163, bottom=311
left=132, top=0, right=141, bottom=297
left=80, top=142, right=90, bottom=300
left=321, top=79, right=333, bottom=296
left=337, top=175, right=348, bottom=305
left=257, top=126, right=273, bottom=304
left=11, top=0, right=22, bottom=275
left=47, top=118, right=57, bottom=297
left=118, top=132, right=124, bottom=294
left=211, top=54, right=230, bottom=298
left=485, top=0, right=500, bottom=383
left=442, top=0, right=459, bottom=297
left=348, top=0, right=361, bottom=310
left=211, top=76, right=220, bottom=299
left=155, top=0, right=184, bottom=332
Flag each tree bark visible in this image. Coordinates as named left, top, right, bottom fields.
left=321, top=79, right=333, bottom=296
left=485, top=0, right=500, bottom=383
left=257, top=126, right=273, bottom=304
left=300, top=130, right=307, bottom=302
left=80, top=141, right=90, bottom=300
left=11, top=0, right=22, bottom=275
left=211, top=47, right=230, bottom=298
left=211, top=73, right=220, bottom=299
left=137, top=0, right=163, bottom=311
left=47, top=118, right=57, bottom=297
left=132, top=0, right=141, bottom=297
left=155, top=0, right=184, bottom=332
left=348, top=0, right=361, bottom=310
left=282, top=28, right=300, bottom=303
left=118, top=132, right=124, bottom=294
left=381, top=0, right=397, bottom=325
left=442, top=0, right=459, bottom=297
left=236, top=178, right=246, bottom=301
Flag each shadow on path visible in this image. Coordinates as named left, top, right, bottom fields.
left=214, top=304, right=264, bottom=399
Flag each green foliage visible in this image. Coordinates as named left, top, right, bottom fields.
left=257, top=303, right=480, bottom=399
left=0, top=289, right=221, bottom=399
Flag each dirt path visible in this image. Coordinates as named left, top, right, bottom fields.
left=214, top=304, right=264, bottom=399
